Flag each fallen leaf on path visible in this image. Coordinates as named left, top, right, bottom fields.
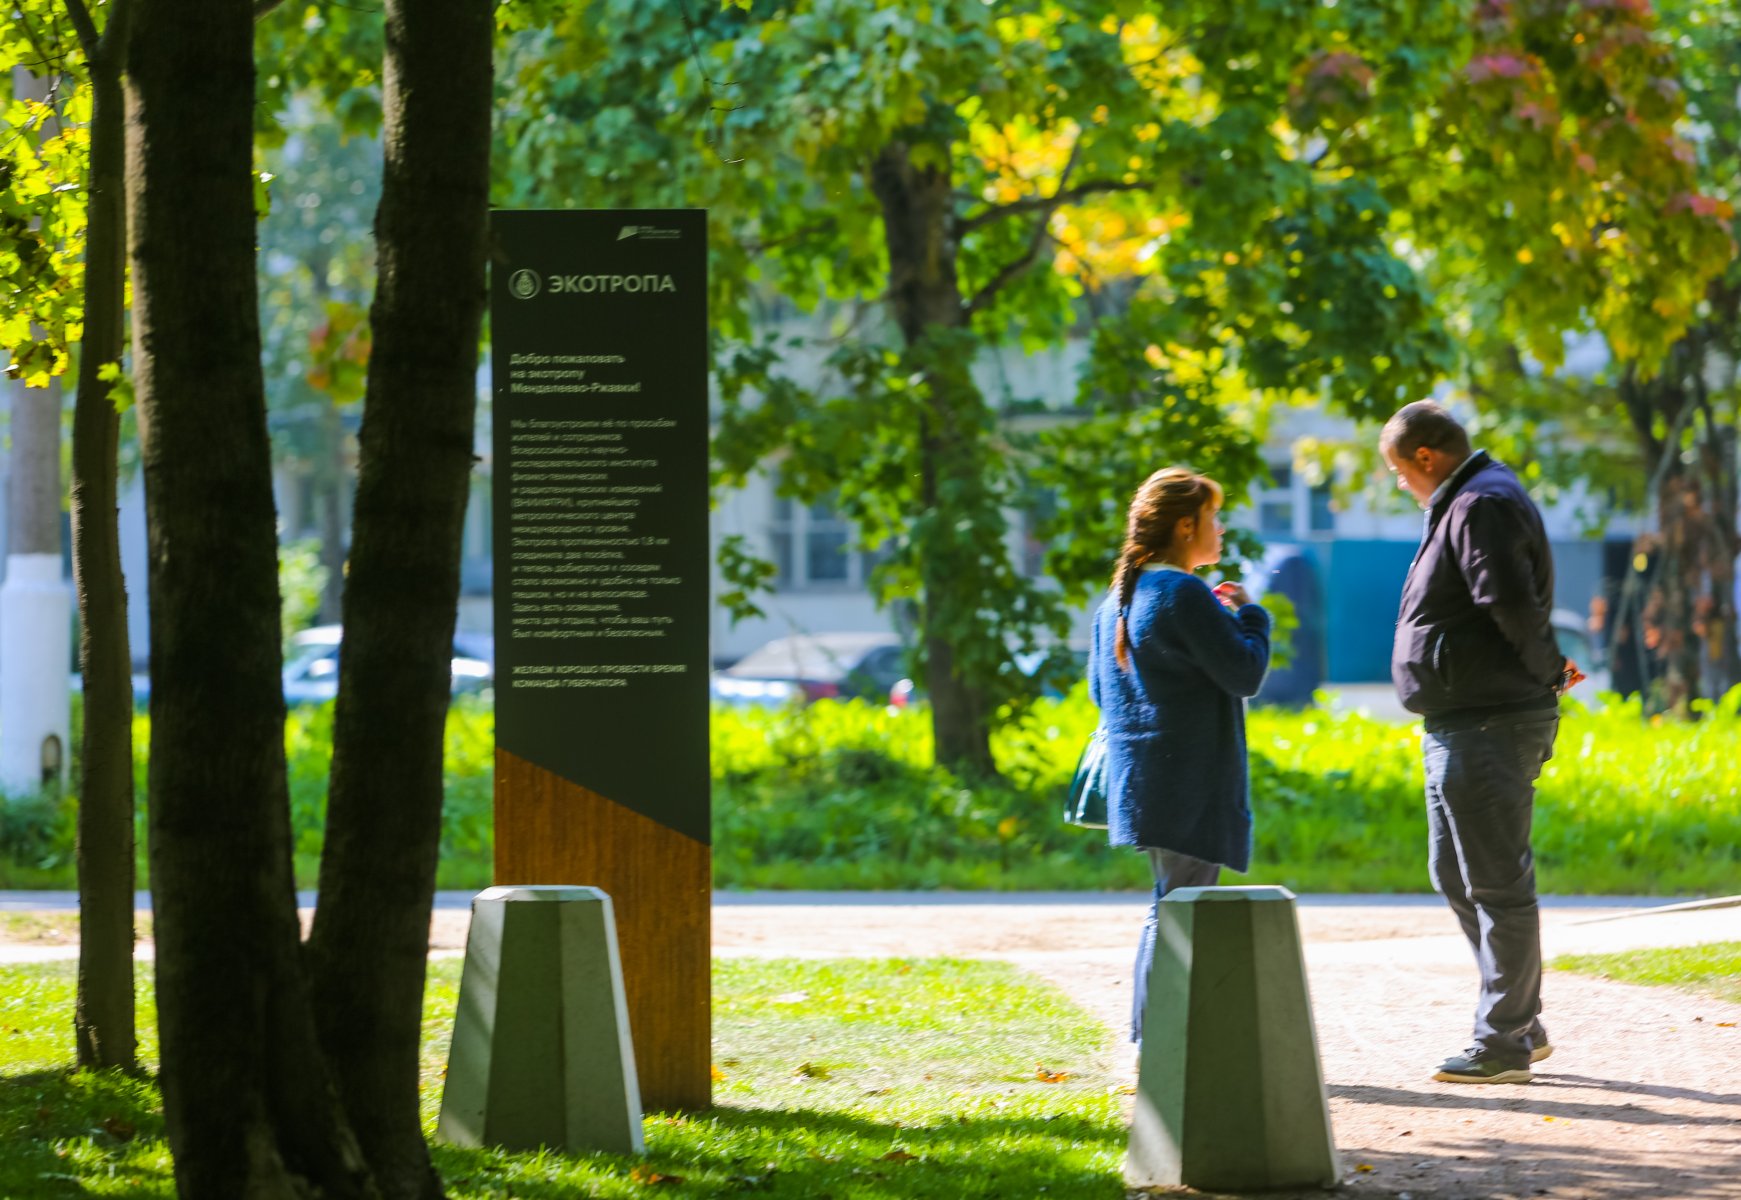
left=881, top=1150, right=916, bottom=1162
left=1718, top=1022, right=1736, bottom=1028
left=1034, top=1064, right=1071, bottom=1083
left=1355, top=1164, right=1374, bottom=1173
left=711, top=1065, right=726, bottom=1082
left=772, top=991, right=810, bottom=1004
left=795, top=1062, right=831, bottom=1079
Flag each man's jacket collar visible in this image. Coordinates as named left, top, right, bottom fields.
left=1429, top=449, right=1491, bottom=515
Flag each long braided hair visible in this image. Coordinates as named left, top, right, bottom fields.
left=1110, top=467, right=1224, bottom=670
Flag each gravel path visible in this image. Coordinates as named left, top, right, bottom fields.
left=709, top=898, right=1741, bottom=1200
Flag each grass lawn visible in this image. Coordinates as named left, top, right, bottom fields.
left=1551, top=940, right=1741, bottom=1005
left=0, top=957, right=1128, bottom=1198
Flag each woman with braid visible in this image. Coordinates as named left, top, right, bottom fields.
left=1088, top=466, right=1272, bottom=1045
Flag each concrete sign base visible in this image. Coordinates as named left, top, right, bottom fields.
left=438, top=886, right=645, bottom=1155
left=1125, top=885, right=1340, bottom=1190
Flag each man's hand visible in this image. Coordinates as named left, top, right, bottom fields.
left=1556, top=659, right=1587, bottom=696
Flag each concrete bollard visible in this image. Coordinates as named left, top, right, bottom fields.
left=438, top=886, right=645, bottom=1155
left=1125, top=885, right=1340, bottom=1191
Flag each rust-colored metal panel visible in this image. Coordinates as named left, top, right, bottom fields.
left=494, top=748, right=711, bottom=1112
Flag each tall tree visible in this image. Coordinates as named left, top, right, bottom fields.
left=126, top=0, right=372, bottom=1190
left=1419, top=0, right=1739, bottom=712
left=62, top=0, right=137, bottom=1074
left=301, top=0, right=492, bottom=1196
left=500, top=1, right=1476, bottom=772
left=1, top=1, right=139, bottom=1073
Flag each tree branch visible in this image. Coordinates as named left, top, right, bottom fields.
left=961, top=140, right=1089, bottom=319
left=254, top=0, right=288, bottom=22
left=60, top=0, right=99, bottom=59
left=957, top=176, right=1152, bottom=236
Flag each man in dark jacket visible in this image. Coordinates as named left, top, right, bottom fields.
left=1382, top=401, right=1581, bottom=1085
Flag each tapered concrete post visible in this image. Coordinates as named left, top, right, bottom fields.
left=1126, top=885, right=1340, bottom=1191
left=438, top=886, right=645, bottom=1155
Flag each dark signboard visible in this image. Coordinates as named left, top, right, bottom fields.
left=491, top=209, right=709, bottom=843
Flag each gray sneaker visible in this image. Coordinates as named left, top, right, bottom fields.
left=1433, top=1047, right=1533, bottom=1085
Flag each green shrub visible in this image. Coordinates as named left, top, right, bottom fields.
left=6, top=687, right=1737, bottom=896
left=707, top=687, right=1741, bottom=896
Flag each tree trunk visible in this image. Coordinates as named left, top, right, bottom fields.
left=1617, top=346, right=1741, bottom=714
left=68, top=6, right=137, bottom=1074
left=302, top=0, right=490, bottom=1195
left=126, top=0, right=374, bottom=1194
left=868, top=142, right=997, bottom=777
left=317, top=397, right=347, bottom=624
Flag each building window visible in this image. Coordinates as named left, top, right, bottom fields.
left=1257, top=465, right=1295, bottom=536
left=1249, top=463, right=1338, bottom=539
left=771, top=492, right=870, bottom=590
left=1308, top=483, right=1336, bottom=532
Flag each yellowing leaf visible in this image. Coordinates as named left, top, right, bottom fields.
left=629, top=1165, right=684, bottom=1186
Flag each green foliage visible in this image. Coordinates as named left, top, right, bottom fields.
left=1552, top=941, right=1741, bottom=1006
left=497, top=1, right=1732, bottom=763
left=716, top=531, right=779, bottom=625
left=2, top=958, right=1126, bottom=1199
left=9, top=690, right=1737, bottom=894
left=0, top=789, right=76, bottom=881
left=0, top=31, right=93, bottom=387
left=276, top=537, right=330, bottom=648
left=709, top=689, right=1741, bottom=895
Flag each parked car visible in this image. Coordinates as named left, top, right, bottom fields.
left=282, top=624, right=494, bottom=705
left=886, top=642, right=1089, bottom=709
left=711, top=632, right=907, bottom=706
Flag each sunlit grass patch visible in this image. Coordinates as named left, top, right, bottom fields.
left=3, top=957, right=1127, bottom=1198
left=1552, top=940, right=1741, bottom=1005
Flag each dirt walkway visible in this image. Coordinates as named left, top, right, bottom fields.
left=712, top=898, right=1741, bottom=1200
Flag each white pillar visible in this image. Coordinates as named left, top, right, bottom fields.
left=0, top=553, right=72, bottom=794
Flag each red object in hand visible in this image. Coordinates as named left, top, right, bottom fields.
left=1558, top=660, right=1587, bottom=695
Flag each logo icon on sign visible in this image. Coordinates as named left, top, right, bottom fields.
left=508, top=269, right=542, bottom=299
left=618, top=225, right=640, bottom=241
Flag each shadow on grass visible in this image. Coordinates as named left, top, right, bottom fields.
left=432, top=1102, right=1127, bottom=1199
left=0, top=1068, right=171, bottom=1198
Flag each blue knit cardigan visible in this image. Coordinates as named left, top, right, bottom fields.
left=1088, top=567, right=1272, bottom=870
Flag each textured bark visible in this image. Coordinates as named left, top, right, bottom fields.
left=868, top=142, right=997, bottom=776
left=1616, top=344, right=1741, bottom=713
left=317, top=398, right=347, bottom=624
left=126, top=0, right=373, bottom=1194
left=302, top=0, right=491, bottom=1195
left=68, top=0, right=137, bottom=1074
